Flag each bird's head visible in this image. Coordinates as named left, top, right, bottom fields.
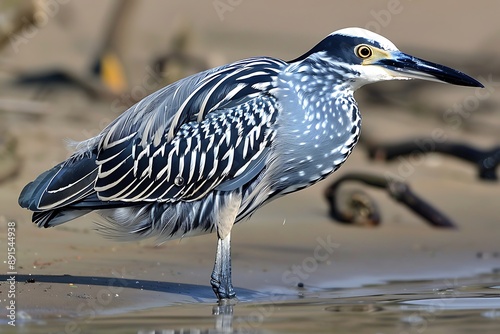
left=291, top=27, right=483, bottom=89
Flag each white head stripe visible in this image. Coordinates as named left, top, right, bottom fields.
left=330, top=27, right=399, bottom=51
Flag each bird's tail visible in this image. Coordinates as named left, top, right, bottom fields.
left=19, top=152, right=107, bottom=228
left=31, top=209, right=93, bottom=228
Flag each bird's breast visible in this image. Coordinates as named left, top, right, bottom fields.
left=270, top=88, right=361, bottom=194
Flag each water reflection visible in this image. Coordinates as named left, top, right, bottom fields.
left=5, top=274, right=500, bottom=333
left=401, top=297, right=500, bottom=310
left=213, top=301, right=235, bottom=333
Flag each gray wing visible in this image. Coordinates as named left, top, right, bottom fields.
left=19, top=56, right=287, bottom=228
left=98, top=57, right=285, bottom=150
left=94, top=57, right=286, bottom=202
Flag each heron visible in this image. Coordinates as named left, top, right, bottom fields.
left=19, top=27, right=483, bottom=300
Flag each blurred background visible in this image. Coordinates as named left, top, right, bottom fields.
left=0, top=0, right=499, bottom=332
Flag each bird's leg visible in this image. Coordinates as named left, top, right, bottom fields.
left=211, top=232, right=236, bottom=300
left=211, top=192, right=241, bottom=300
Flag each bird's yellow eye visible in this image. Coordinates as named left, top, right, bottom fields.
left=355, top=45, right=373, bottom=59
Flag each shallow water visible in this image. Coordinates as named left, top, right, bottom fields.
left=4, top=273, right=500, bottom=334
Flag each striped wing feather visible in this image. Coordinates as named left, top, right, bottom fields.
left=95, top=95, right=279, bottom=202
left=20, top=56, right=286, bottom=222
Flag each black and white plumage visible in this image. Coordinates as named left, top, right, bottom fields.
left=19, top=27, right=482, bottom=300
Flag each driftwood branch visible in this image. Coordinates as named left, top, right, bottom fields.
left=324, top=173, right=456, bottom=228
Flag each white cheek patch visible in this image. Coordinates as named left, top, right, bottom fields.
left=350, top=64, right=410, bottom=89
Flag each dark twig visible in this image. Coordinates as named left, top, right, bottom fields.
left=0, top=1, right=37, bottom=50
left=324, top=173, right=456, bottom=228
left=13, top=69, right=116, bottom=100
left=11, top=0, right=135, bottom=100
left=368, top=140, right=500, bottom=181
left=151, top=24, right=211, bottom=85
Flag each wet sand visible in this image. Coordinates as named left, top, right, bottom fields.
left=0, top=1, right=500, bottom=333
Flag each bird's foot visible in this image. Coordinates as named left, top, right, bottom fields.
left=211, top=276, right=237, bottom=300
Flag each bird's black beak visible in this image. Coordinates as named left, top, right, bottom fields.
left=376, top=51, right=484, bottom=88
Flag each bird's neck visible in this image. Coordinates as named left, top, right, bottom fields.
left=281, top=55, right=360, bottom=118
left=278, top=56, right=361, bottom=133
left=270, top=58, right=362, bottom=192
